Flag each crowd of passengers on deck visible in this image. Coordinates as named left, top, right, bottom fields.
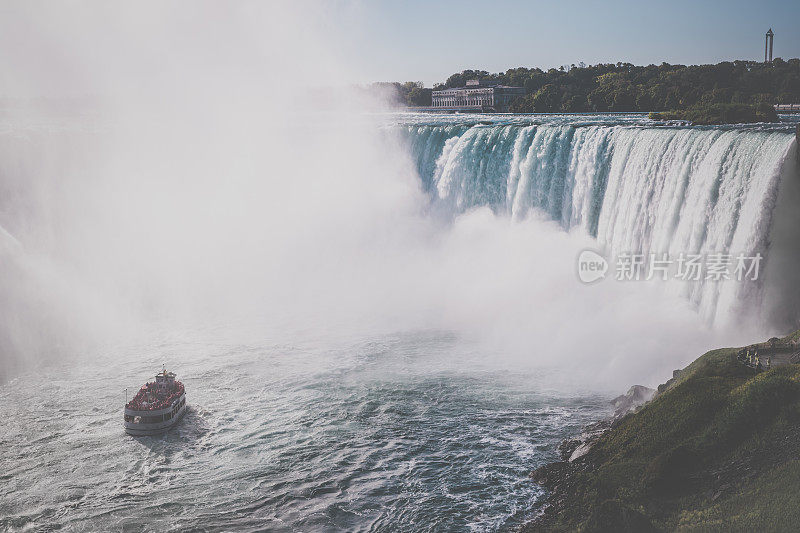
left=125, top=381, right=184, bottom=412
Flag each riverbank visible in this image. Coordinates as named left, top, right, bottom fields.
left=648, top=103, right=778, bottom=125
left=525, top=329, right=800, bottom=532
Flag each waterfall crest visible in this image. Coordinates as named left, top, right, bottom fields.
left=403, top=122, right=799, bottom=327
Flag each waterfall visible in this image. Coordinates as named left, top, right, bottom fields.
left=402, top=122, right=799, bottom=327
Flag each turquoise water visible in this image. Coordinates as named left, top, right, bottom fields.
left=389, top=113, right=799, bottom=326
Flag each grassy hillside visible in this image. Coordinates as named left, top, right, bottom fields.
left=527, top=329, right=800, bottom=532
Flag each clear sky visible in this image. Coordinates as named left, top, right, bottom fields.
left=326, top=0, right=800, bottom=86
left=0, top=1, right=798, bottom=97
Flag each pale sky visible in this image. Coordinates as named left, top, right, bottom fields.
left=0, top=0, right=798, bottom=97
left=326, top=0, right=800, bottom=86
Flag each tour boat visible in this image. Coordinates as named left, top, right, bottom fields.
left=124, top=368, right=186, bottom=436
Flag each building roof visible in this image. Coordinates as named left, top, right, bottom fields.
left=466, top=79, right=499, bottom=87
left=432, top=85, right=524, bottom=94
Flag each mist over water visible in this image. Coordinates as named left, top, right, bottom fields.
left=2, top=2, right=800, bottom=531
left=4, top=112, right=796, bottom=386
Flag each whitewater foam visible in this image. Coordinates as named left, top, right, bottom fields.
left=399, top=116, right=799, bottom=328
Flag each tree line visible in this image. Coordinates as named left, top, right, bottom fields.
left=386, top=59, right=800, bottom=112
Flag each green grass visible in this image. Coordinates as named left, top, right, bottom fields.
left=676, top=461, right=800, bottom=532
left=535, top=329, right=800, bottom=532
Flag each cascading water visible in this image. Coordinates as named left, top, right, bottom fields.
left=399, top=115, right=800, bottom=328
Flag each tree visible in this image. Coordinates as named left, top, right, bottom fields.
left=421, top=58, right=800, bottom=113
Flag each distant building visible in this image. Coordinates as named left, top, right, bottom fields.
left=430, top=79, right=526, bottom=113
left=774, top=104, right=800, bottom=113
left=765, top=28, right=774, bottom=63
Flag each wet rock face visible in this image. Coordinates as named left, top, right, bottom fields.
left=559, top=419, right=613, bottom=462
left=612, top=384, right=655, bottom=419
left=526, top=384, right=659, bottom=531
left=554, top=385, right=657, bottom=465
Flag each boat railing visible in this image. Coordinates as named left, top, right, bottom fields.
left=124, top=395, right=186, bottom=424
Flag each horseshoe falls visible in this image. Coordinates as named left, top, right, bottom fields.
left=398, top=116, right=800, bottom=329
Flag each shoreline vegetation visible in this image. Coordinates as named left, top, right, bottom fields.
left=525, top=329, right=800, bottom=532
left=382, top=59, right=799, bottom=124
left=648, top=103, right=779, bottom=125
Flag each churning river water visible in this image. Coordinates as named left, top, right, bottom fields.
left=0, top=327, right=610, bottom=532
